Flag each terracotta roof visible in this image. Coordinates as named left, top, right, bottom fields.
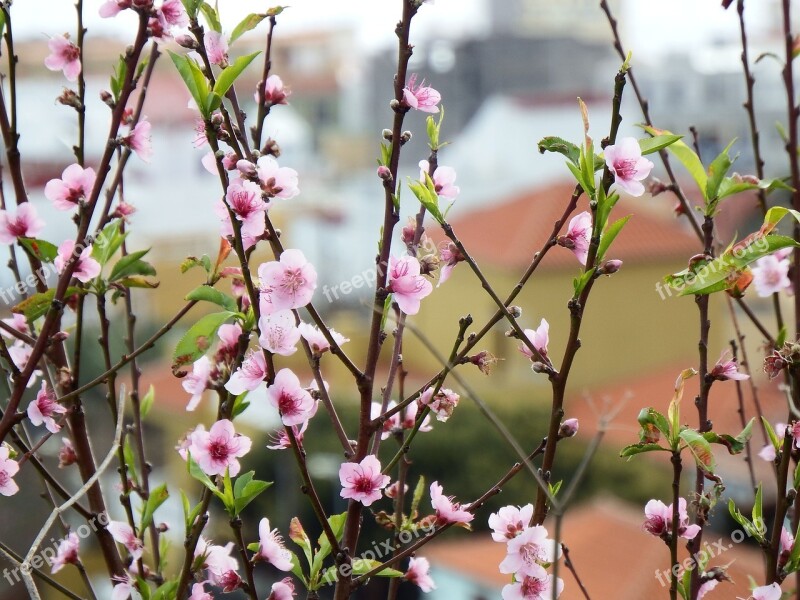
left=434, top=182, right=702, bottom=271
left=421, top=497, right=771, bottom=599
left=565, top=362, right=784, bottom=451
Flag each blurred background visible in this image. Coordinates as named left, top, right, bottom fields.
left=0, top=0, right=795, bottom=598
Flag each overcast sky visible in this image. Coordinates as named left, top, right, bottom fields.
left=8, top=0, right=778, bottom=62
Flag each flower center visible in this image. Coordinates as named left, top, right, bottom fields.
left=281, top=269, right=305, bottom=294
left=208, top=440, right=229, bottom=462
left=353, top=474, right=373, bottom=494
left=278, top=391, right=300, bottom=415
left=613, top=157, right=638, bottom=180
left=520, top=575, right=546, bottom=597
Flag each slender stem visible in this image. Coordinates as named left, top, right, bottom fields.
left=730, top=338, right=757, bottom=490
left=252, top=16, right=277, bottom=150
left=669, top=451, right=682, bottom=600
left=231, top=516, right=258, bottom=600
left=562, top=545, right=591, bottom=600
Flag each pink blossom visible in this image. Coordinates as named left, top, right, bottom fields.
left=45, top=164, right=96, bottom=211
left=710, top=350, right=749, bottom=381
left=177, top=424, right=205, bottom=461
left=751, top=254, right=791, bottom=297
left=256, top=518, right=293, bottom=571
left=267, top=578, right=296, bottom=600
left=188, top=583, right=212, bottom=600
left=44, top=35, right=81, bottom=82
left=158, top=0, right=188, bottom=28
left=189, top=419, right=252, bottom=476
left=0, top=446, right=19, bottom=496
left=195, top=537, right=239, bottom=586
left=110, top=574, right=139, bottom=600
left=183, top=355, right=211, bottom=411
left=266, top=368, right=317, bottom=427
left=51, top=532, right=80, bottom=573
left=267, top=421, right=307, bottom=450
left=750, top=583, right=783, bottom=600
left=27, top=381, right=67, bottom=433
left=402, top=74, right=441, bottom=113
left=642, top=498, right=700, bottom=540
left=259, top=310, right=301, bottom=356
left=405, top=557, right=436, bottom=592
left=298, top=322, right=349, bottom=354
left=402, top=400, right=432, bottom=432
left=59, top=438, right=78, bottom=467
left=697, top=580, right=719, bottom=599
left=107, top=521, right=144, bottom=561
left=0, top=314, right=28, bottom=339
left=123, top=119, right=153, bottom=162
left=258, top=249, right=317, bottom=314
left=419, top=387, right=460, bottom=422
left=759, top=422, right=786, bottom=461
left=385, top=480, right=408, bottom=499
left=0, top=203, right=46, bottom=243
left=204, top=31, right=229, bottom=66
left=489, top=504, right=534, bottom=542
left=256, top=155, right=300, bottom=199
left=216, top=322, right=243, bottom=357
left=604, top=136, right=654, bottom=197
left=99, top=0, right=130, bottom=18
left=215, top=179, right=268, bottom=244
left=339, top=454, right=390, bottom=506
left=257, top=74, right=291, bottom=106
left=225, top=350, right=267, bottom=395
left=438, top=241, right=464, bottom=286
left=430, top=481, right=473, bottom=525
left=55, top=240, right=102, bottom=283
left=559, top=211, right=592, bottom=265
left=502, top=572, right=563, bottom=600
left=499, top=525, right=559, bottom=577
left=419, top=160, right=460, bottom=200
left=519, top=319, right=549, bottom=360
left=8, top=341, right=40, bottom=386
left=387, top=255, right=433, bottom=315
left=371, top=401, right=401, bottom=440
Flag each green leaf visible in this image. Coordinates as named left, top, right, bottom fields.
left=728, top=498, right=764, bottom=542
left=289, top=517, right=313, bottom=567
left=92, top=220, right=127, bottom=266
left=311, top=512, right=347, bottom=580
left=705, top=139, right=737, bottom=205
left=408, top=176, right=443, bottom=223
left=379, top=142, right=392, bottom=167
left=168, top=50, right=210, bottom=117
left=679, top=429, right=716, bottom=474
left=141, top=483, right=169, bottom=530
left=180, top=255, right=213, bottom=274
left=180, top=0, right=202, bottom=18
left=11, top=287, right=84, bottom=321
left=110, top=249, right=156, bottom=282
left=140, top=384, right=155, bottom=418
left=213, top=51, right=261, bottom=98
left=186, top=453, right=226, bottom=504
left=410, top=475, right=426, bottom=518
left=18, top=238, right=58, bottom=263
left=566, top=160, right=593, bottom=199
left=638, top=134, right=682, bottom=155
left=185, top=285, right=238, bottom=312
left=172, top=311, right=236, bottom=369
left=643, top=126, right=707, bottom=198
left=620, top=442, right=670, bottom=458
left=115, top=275, right=159, bottom=290
left=538, top=136, right=580, bottom=165
left=199, top=2, right=222, bottom=32
left=752, top=483, right=763, bottom=532
left=231, top=13, right=267, bottom=43
left=233, top=475, right=272, bottom=515
left=181, top=490, right=205, bottom=535
left=572, top=269, right=594, bottom=299
left=266, top=5, right=287, bottom=16
left=702, top=418, right=754, bottom=455
left=597, top=214, right=630, bottom=261
left=637, top=407, right=671, bottom=442
left=123, top=436, right=139, bottom=487
left=762, top=416, right=781, bottom=455
left=717, top=176, right=792, bottom=201
left=151, top=581, right=178, bottom=600
left=350, top=558, right=403, bottom=577
left=110, top=54, right=127, bottom=103
left=668, top=369, right=697, bottom=447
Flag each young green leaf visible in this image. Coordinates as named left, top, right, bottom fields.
left=643, top=126, right=707, bottom=198
left=140, top=483, right=169, bottom=530
left=167, top=50, right=210, bottom=117
left=213, top=52, right=261, bottom=98
left=185, top=285, right=238, bottom=312
left=231, top=14, right=268, bottom=43
left=638, top=134, right=682, bottom=156
left=18, top=238, right=58, bottom=263
left=172, top=311, right=236, bottom=369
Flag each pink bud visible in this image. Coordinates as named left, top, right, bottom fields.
left=377, top=165, right=392, bottom=180
left=558, top=418, right=579, bottom=438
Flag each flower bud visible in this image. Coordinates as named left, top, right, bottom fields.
left=400, top=130, right=412, bottom=144
left=508, top=306, right=522, bottom=318
left=598, top=259, right=622, bottom=275
left=389, top=99, right=401, bottom=110
left=236, top=159, right=257, bottom=178
left=558, top=418, right=579, bottom=438
left=382, top=129, right=393, bottom=140
left=377, top=165, right=392, bottom=181
left=419, top=253, right=439, bottom=276
left=401, top=218, right=419, bottom=245
left=261, top=137, right=281, bottom=157
left=100, top=90, right=115, bottom=108
left=58, top=438, right=78, bottom=468
left=531, top=361, right=547, bottom=373
left=57, top=88, right=82, bottom=110
left=175, top=34, right=197, bottom=49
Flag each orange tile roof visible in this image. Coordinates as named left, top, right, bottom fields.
left=434, top=183, right=703, bottom=271
left=421, top=497, right=772, bottom=599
